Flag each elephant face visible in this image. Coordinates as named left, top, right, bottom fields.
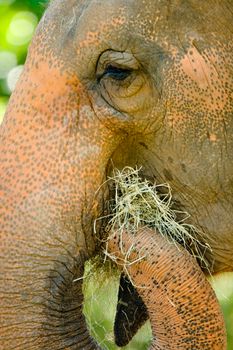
left=0, top=0, right=232, bottom=349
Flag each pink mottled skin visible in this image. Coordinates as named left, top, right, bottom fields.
left=0, top=0, right=232, bottom=349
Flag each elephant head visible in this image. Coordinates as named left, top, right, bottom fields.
left=0, top=0, right=232, bottom=349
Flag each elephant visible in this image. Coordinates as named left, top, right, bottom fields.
left=0, top=0, right=232, bottom=349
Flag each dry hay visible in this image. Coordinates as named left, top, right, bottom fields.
left=100, top=167, right=211, bottom=275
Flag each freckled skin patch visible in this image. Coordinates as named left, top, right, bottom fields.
left=0, top=0, right=232, bottom=348
left=108, top=228, right=227, bottom=349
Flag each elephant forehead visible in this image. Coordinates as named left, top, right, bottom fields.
left=72, top=0, right=188, bottom=51
left=41, top=0, right=232, bottom=78
left=48, top=0, right=231, bottom=44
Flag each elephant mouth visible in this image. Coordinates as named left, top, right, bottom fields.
left=85, top=167, right=213, bottom=347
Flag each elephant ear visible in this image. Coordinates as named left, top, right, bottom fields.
left=114, top=274, right=149, bottom=347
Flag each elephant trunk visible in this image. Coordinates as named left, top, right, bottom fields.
left=107, top=227, right=227, bottom=349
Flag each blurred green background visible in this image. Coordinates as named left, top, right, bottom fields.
left=0, top=0, right=47, bottom=123
left=0, top=1, right=232, bottom=348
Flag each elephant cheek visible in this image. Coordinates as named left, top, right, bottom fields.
left=0, top=43, right=119, bottom=350
left=107, top=228, right=227, bottom=349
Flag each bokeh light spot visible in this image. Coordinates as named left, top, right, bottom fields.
left=0, top=97, right=8, bottom=124
left=7, top=64, right=24, bottom=92
left=0, top=51, right=17, bottom=79
left=7, top=11, right=38, bottom=46
left=212, top=273, right=233, bottom=302
left=0, top=0, right=15, bottom=5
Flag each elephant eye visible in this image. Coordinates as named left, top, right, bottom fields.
left=99, top=65, right=132, bottom=81
left=96, top=51, right=138, bottom=84
left=95, top=50, right=154, bottom=114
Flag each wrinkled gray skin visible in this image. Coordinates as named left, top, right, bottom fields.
left=0, top=0, right=233, bottom=349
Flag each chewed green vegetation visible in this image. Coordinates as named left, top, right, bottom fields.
left=83, top=260, right=152, bottom=350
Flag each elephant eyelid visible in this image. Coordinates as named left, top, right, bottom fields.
left=97, top=65, right=133, bottom=82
